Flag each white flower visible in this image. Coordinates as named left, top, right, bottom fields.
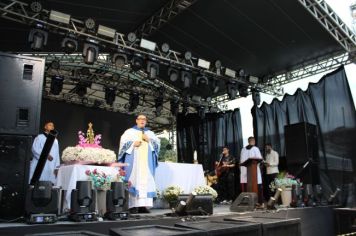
left=62, top=146, right=116, bottom=163
left=193, top=185, right=218, bottom=199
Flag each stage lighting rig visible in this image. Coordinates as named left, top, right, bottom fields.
left=161, top=43, right=170, bottom=53
left=197, top=58, right=210, bottom=70
left=227, top=82, right=237, bottom=100
left=214, top=60, right=222, bottom=75
left=184, top=51, right=192, bottom=61
left=131, top=54, right=144, bottom=72
left=75, top=82, right=88, bottom=97
left=238, top=84, right=249, bottom=97
left=170, top=99, right=179, bottom=116
left=50, top=75, right=64, bottom=95
left=70, top=181, right=97, bottom=222
left=181, top=70, right=192, bottom=88
left=105, top=182, right=128, bottom=220
left=28, top=24, right=48, bottom=51
left=82, top=39, right=99, bottom=65
left=29, top=1, right=42, bottom=13
left=127, top=92, right=140, bottom=112
left=105, top=86, right=116, bottom=106
left=155, top=95, right=164, bottom=117
left=147, top=59, right=159, bottom=80
left=196, top=74, right=209, bottom=85
left=252, top=89, right=261, bottom=106
left=140, top=38, right=156, bottom=51
left=84, top=18, right=96, bottom=33
left=168, top=67, right=179, bottom=82
left=112, top=51, right=128, bottom=68
left=210, top=79, right=220, bottom=94
left=97, top=25, right=116, bottom=39
left=61, top=34, right=78, bottom=54
left=224, top=68, right=236, bottom=78
left=49, top=10, right=71, bottom=24
left=127, top=32, right=137, bottom=43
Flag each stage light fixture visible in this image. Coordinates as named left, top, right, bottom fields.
left=29, top=1, right=42, bottom=13
left=210, top=79, right=220, bottom=94
left=105, top=182, right=128, bottom=220
left=181, top=71, right=192, bottom=88
left=328, top=187, right=341, bottom=204
left=170, top=100, right=179, bottom=116
left=70, top=181, right=97, bottom=222
left=82, top=39, right=99, bottom=65
left=168, top=67, right=179, bottom=82
left=84, top=18, right=96, bottom=32
left=155, top=95, right=164, bottom=116
left=50, top=75, right=64, bottom=95
left=224, top=67, right=236, bottom=78
left=249, top=76, right=259, bottom=84
left=50, top=60, right=60, bottom=70
left=75, top=82, right=87, bottom=97
left=127, top=32, right=137, bottom=43
left=252, top=89, right=261, bottom=106
left=227, top=82, right=237, bottom=100
left=196, top=75, right=209, bottom=85
left=61, top=34, right=78, bottom=54
left=267, top=188, right=282, bottom=209
left=214, top=60, right=222, bottom=75
left=131, top=54, right=144, bottom=71
left=105, top=87, right=116, bottom=106
left=147, top=60, right=159, bottom=80
left=238, top=85, right=249, bottom=97
left=28, top=26, right=48, bottom=51
left=184, top=51, right=192, bottom=61
left=197, top=106, right=206, bottom=119
left=112, top=52, right=128, bottom=67
left=97, top=25, right=116, bottom=39
left=238, top=68, right=245, bottom=77
left=197, top=58, right=211, bottom=70
left=161, top=43, right=170, bottom=53
left=182, top=102, right=188, bottom=115
left=49, top=10, right=71, bottom=24
left=128, top=92, right=140, bottom=112
left=140, top=38, right=156, bottom=51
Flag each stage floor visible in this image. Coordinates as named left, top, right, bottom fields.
left=0, top=205, right=335, bottom=236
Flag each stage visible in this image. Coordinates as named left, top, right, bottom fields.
left=0, top=205, right=335, bottom=236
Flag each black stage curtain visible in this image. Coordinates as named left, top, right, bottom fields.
left=40, top=100, right=136, bottom=154
left=177, top=109, right=243, bottom=170
left=252, top=66, right=356, bottom=206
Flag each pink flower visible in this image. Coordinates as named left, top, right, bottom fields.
left=93, top=169, right=98, bottom=175
left=85, top=170, right=91, bottom=175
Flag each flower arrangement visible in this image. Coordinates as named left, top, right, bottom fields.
left=194, top=185, right=218, bottom=200
left=86, top=169, right=112, bottom=190
left=78, top=131, right=101, bottom=148
left=269, top=172, right=302, bottom=191
left=163, top=185, right=183, bottom=202
left=62, top=146, right=116, bottom=164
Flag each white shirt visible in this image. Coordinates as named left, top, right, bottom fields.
left=240, top=146, right=262, bottom=184
left=265, top=149, right=279, bottom=175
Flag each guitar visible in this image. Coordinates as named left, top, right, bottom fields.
left=215, top=154, right=229, bottom=177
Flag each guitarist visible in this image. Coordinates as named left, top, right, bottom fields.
left=215, top=146, right=236, bottom=203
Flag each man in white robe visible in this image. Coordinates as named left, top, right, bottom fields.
left=29, top=121, right=60, bottom=185
left=240, top=136, right=263, bottom=204
left=118, top=114, right=160, bottom=213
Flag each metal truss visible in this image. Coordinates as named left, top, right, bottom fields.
left=135, top=0, right=197, bottom=37
left=297, top=0, right=356, bottom=52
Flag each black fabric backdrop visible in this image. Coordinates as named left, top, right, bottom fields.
left=176, top=109, right=243, bottom=170
left=252, top=66, right=356, bottom=206
left=40, top=100, right=136, bottom=154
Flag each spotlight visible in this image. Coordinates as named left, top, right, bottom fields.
left=227, top=82, right=237, bottom=100
left=49, top=10, right=71, bottom=24
left=170, top=100, right=179, bottom=116
left=84, top=18, right=96, bottom=32
left=197, top=106, right=206, bottom=119
left=127, top=32, right=137, bottom=43
left=197, top=58, right=210, bottom=70
left=61, top=34, right=78, bottom=54
left=112, top=52, right=128, bottom=67
left=181, top=71, right=192, bottom=88
left=267, top=188, right=282, bottom=209
left=147, top=60, right=159, bottom=80
left=131, top=54, right=144, bottom=71
left=105, top=87, right=116, bottom=106
left=75, top=82, right=87, bottom=97
left=127, top=92, right=139, bottom=112
left=210, top=79, right=219, bottom=94
left=105, top=182, right=128, bottom=220
left=168, top=67, right=179, bottom=82
left=238, top=69, right=245, bottom=77
left=184, top=51, right=192, bottom=61
left=69, top=181, right=97, bottom=222
left=28, top=26, right=48, bottom=51
left=252, top=90, right=261, bottom=106
left=50, top=75, right=64, bottom=95
left=196, top=75, right=208, bottom=85
left=328, top=187, right=341, bottom=204
left=140, top=38, right=156, bottom=51
left=238, top=85, right=249, bottom=97
left=161, top=43, right=170, bottom=53
left=214, top=60, right=222, bottom=75
left=82, top=39, right=99, bottom=65
left=29, top=1, right=42, bottom=13
left=155, top=95, right=164, bottom=116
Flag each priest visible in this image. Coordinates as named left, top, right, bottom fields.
left=29, top=121, right=60, bottom=185
left=118, top=114, right=160, bottom=213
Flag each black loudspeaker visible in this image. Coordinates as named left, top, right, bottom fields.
left=285, top=122, right=320, bottom=184
left=0, top=134, right=32, bottom=219
left=225, top=217, right=301, bottom=236
left=110, top=225, right=205, bottom=236
left=230, top=192, right=258, bottom=212
left=177, top=194, right=213, bottom=215
left=0, top=52, right=45, bottom=135
left=175, top=220, right=262, bottom=236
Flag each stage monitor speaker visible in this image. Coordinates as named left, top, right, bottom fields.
left=285, top=122, right=320, bottom=184
left=0, top=52, right=45, bottom=136
left=177, top=194, right=213, bottom=215
left=175, top=220, right=262, bottom=236
left=110, top=225, right=206, bottom=236
left=230, top=192, right=258, bottom=212
left=225, top=217, right=301, bottom=236
left=0, top=134, right=32, bottom=220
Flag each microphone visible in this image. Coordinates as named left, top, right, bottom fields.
left=141, top=128, right=145, bottom=141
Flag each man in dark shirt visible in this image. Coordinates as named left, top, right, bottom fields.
left=215, top=146, right=236, bottom=202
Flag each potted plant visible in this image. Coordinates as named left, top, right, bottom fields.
left=193, top=185, right=218, bottom=200
left=163, top=185, right=183, bottom=208
left=269, top=172, right=302, bottom=206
